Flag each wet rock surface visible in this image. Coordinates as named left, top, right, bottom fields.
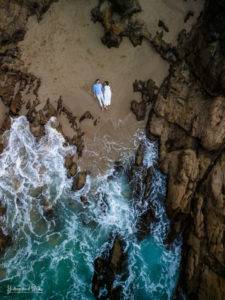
left=92, top=234, right=127, bottom=299
left=129, top=145, right=158, bottom=241
left=72, top=171, right=87, bottom=191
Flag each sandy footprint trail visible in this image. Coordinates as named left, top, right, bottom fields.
left=18, top=0, right=204, bottom=174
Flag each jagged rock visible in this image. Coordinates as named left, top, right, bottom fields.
left=80, top=195, right=89, bottom=206
left=158, top=20, right=169, bottom=32
left=136, top=203, right=157, bottom=241
left=79, top=111, right=94, bottom=123
left=151, top=31, right=177, bottom=62
left=0, top=0, right=57, bottom=47
left=91, top=1, right=150, bottom=48
left=130, top=100, right=146, bottom=121
left=109, top=235, right=125, bottom=273
left=135, top=144, right=144, bottom=167
left=10, top=93, right=23, bottom=115
left=72, top=171, right=87, bottom=191
left=133, top=79, right=158, bottom=103
left=65, top=156, right=73, bottom=169
left=67, top=163, right=77, bottom=179
left=65, top=156, right=77, bottom=179
left=92, top=235, right=126, bottom=299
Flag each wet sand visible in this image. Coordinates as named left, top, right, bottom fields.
left=18, top=0, right=204, bottom=174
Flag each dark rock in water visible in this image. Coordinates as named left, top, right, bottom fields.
left=130, top=100, right=146, bottom=121
left=65, top=156, right=73, bottom=169
left=0, top=228, right=11, bottom=254
left=143, top=167, right=154, bottom=199
left=129, top=145, right=158, bottom=241
left=135, top=144, right=144, bottom=167
left=109, top=0, right=142, bottom=17
left=67, top=162, right=77, bottom=179
left=136, top=203, right=158, bottom=241
left=184, top=10, right=194, bottom=23
left=43, top=205, right=54, bottom=219
left=72, top=171, right=87, bottom=191
left=79, top=111, right=94, bottom=123
left=92, top=235, right=127, bottom=299
left=80, top=195, right=89, bottom=206
left=158, top=20, right=169, bottom=32
left=109, top=235, right=126, bottom=274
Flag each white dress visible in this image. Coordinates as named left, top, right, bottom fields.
left=103, top=86, right=111, bottom=106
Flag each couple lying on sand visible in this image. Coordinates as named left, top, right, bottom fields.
left=93, top=79, right=112, bottom=111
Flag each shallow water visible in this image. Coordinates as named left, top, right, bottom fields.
left=0, top=117, right=181, bottom=299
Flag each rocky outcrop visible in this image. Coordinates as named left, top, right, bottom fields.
left=129, top=145, right=158, bottom=241
left=131, top=79, right=158, bottom=120
left=0, top=0, right=57, bottom=47
left=72, top=171, right=87, bottom=191
left=92, top=234, right=127, bottom=299
left=91, top=0, right=177, bottom=63
left=144, top=0, right=225, bottom=298
left=91, top=0, right=149, bottom=48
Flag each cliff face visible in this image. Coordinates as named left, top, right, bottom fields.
left=147, top=0, right=225, bottom=298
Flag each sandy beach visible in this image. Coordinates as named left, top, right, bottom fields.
left=18, top=0, right=204, bottom=174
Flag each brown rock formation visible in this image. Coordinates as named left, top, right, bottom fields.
left=92, top=234, right=127, bottom=299
left=72, top=171, right=87, bottom=191
left=91, top=0, right=150, bottom=48
left=144, top=0, right=225, bottom=298
left=129, top=145, right=158, bottom=241
left=131, top=79, right=158, bottom=120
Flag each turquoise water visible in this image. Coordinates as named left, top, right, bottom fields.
left=0, top=117, right=181, bottom=299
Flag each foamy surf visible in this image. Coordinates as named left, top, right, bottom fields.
left=0, top=116, right=181, bottom=299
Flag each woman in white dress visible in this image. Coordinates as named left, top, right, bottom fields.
left=103, top=81, right=112, bottom=110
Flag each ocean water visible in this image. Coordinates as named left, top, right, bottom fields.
left=0, top=116, right=181, bottom=299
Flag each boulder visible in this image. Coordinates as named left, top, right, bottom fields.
left=72, top=171, right=87, bottom=191
left=67, top=163, right=77, bottom=179
left=92, top=235, right=126, bottom=299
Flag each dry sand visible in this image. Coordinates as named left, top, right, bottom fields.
left=18, top=0, right=204, bottom=175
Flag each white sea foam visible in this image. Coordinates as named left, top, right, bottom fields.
left=0, top=116, right=181, bottom=300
